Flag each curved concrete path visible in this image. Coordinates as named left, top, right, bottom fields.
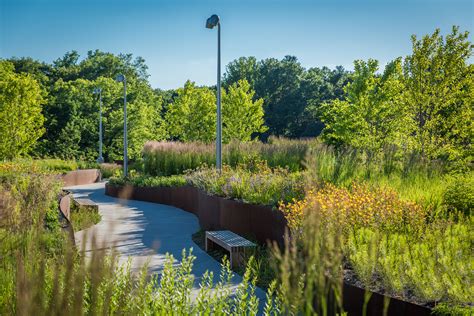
left=67, top=182, right=266, bottom=305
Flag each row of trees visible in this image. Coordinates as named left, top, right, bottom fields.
left=2, top=51, right=164, bottom=161
left=0, top=50, right=268, bottom=161
left=0, top=26, right=471, bottom=166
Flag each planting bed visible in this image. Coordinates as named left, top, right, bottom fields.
left=105, top=183, right=287, bottom=246
left=105, top=182, right=437, bottom=315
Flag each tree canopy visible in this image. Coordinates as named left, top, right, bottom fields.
left=0, top=26, right=471, bottom=169
left=0, top=61, right=45, bottom=160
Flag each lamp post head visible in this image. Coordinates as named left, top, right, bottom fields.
left=116, top=74, right=126, bottom=83
left=93, top=87, right=102, bottom=94
left=206, top=14, right=220, bottom=29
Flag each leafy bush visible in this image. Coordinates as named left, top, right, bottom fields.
left=443, top=173, right=474, bottom=216
left=70, top=202, right=101, bottom=231
left=185, top=162, right=305, bottom=207
left=142, top=137, right=311, bottom=176
left=99, top=163, right=122, bottom=178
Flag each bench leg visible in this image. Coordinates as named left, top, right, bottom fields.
left=230, top=248, right=242, bottom=269
left=205, top=237, right=213, bottom=252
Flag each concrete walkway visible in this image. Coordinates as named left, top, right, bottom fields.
left=67, top=182, right=266, bottom=304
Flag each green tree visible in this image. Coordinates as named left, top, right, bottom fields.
left=222, top=79, right=267, bottom=142
left=223, top=56, right=259, bottom=88
left=106, top=79, right=166, bottom=161
left=223, top=56, right=350, bottom=138
left=165, top=81, right=216, bottom=142
left=40, top=76, right=164, bottom=161
left=301, top=66, right=351, bottom=136
left=0, top=61, right=45, bottom=159
left=403, top=26, right=473, bottom=165
left=255, top=56, right=306, bottom=138
left=319, top=58, right=408, bottom=155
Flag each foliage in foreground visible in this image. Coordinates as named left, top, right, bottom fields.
left=347, top=219, right=473, bottom=305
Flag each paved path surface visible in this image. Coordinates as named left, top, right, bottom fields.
left=67, top=182, right=266, bottom=306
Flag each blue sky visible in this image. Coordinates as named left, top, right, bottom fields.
left=1, top=0, right=472, bottom=89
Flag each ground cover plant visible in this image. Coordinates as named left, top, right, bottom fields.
left=185, top=161, right=305, bottom=207
left=108, top=174, right=187, bottom=188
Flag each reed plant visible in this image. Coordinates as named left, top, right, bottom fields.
left=346, top=217, right=473, bottom=307
left=142, top=137, right=312, bottom=176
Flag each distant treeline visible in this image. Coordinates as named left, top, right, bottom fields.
left=0, top=26, right=472, bottom=169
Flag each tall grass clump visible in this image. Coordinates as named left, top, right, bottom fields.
left=269, top=199, right=345, bottom=315
left=142, top=137, right=312, bottom=176
left=305, top=143, right=458, bottom=212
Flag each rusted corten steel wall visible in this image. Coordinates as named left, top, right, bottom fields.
left=58, top=192, right=75, bottom=244
left=59, top=193, right=71, bottom=221
left=105, top=184, right=287, bottom=245
left=342, top=282, right=432, bottom=316
left=62, top=169, right=101, bottom=187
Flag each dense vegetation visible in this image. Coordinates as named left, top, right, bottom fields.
left=0, top=168, right=349, bottom=315
left=2, top=27, right=471, bottom=170
left=0, top=25, right=472, bottom=314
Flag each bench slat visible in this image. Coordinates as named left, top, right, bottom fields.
left=206, top=230, right=255, bottom=248
left=74, top=198, right=96, bottom=206
left=205, top=230, right=256, bottom=268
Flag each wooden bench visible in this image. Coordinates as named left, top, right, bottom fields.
left=205, top=230, right=256, bottom=268
left=73, top=198, right=98, bottom=212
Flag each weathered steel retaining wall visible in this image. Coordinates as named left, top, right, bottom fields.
left=62, top=169, right=101, bottom=187
left=342, top=282, right=431, bottom=316
left=104, top=183, right=432, bottom=316
left=104, top=184, right=287, bottom=246
left=58, top=191, right=75, bottom=244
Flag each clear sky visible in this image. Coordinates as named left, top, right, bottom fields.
left=1, top=0, right=472, bottom=89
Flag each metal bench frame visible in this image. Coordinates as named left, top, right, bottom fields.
left=205, top=230, right=256, bottom=268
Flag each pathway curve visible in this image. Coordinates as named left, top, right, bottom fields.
left=67, top=182, right=266, bottom=304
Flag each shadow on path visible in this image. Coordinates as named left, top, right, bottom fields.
left=67, top=182, right=266, bottom=306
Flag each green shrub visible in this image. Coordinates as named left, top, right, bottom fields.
left=100, top=163, right=122, bottom=179
left=70, top=202, right=101, bottom=231
left=109, top=174, right=187, bottom=188
left=443, top=173, right=474, bottom=216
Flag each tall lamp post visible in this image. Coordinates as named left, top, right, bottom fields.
left=206, top=14, right=222, bottom=171
left=115, top=74, right=128, bottom=177
left=93, top=88, right=104, bottom=164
